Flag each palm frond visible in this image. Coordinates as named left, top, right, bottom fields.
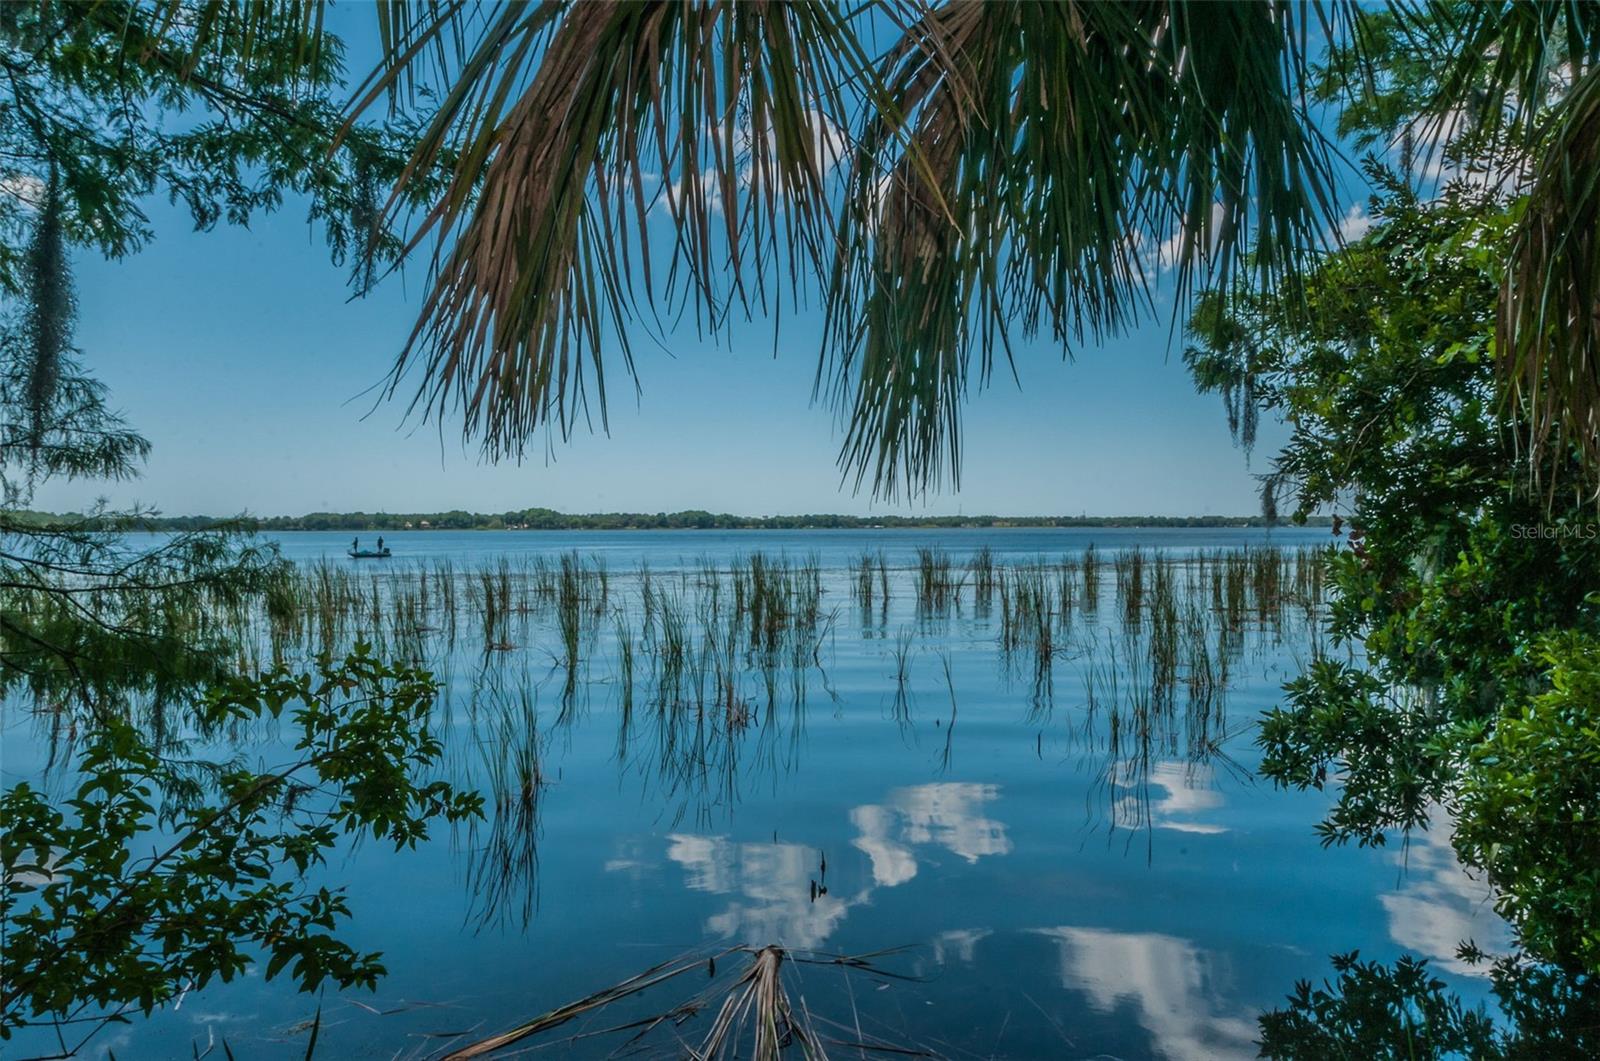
left=353, top=0, right=872, bottom=463
left=1500, top=61, right=1600, bottom=486
left=822, top=1, right=1341, bottom=497
left=1409, top=1, right=1600, bottom=486
left=132, top=1, right=334, bottom=87
left=357, top=2, right=1340, bottom=496
left=1413, top=0, right=1600, bottom=148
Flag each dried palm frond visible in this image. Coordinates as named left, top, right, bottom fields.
left=437, top=948, right=720, bottom=1059
left=1499, top=62, right=1600, bottom=490
left=1406, top=1, right=1600, bottom=489
left=698, top=945, right=827, bottom=1060
left=434, top=943, right=926, bottom=1060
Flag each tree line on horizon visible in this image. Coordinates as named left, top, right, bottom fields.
left=6, top=508, right=1328, bottom=533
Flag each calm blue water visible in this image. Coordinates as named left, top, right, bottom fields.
left=4, top=529, right=1507, bottom=1059
left=264, top=525, right=1333, bottom=569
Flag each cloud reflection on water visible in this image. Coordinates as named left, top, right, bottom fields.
left=1380, top=809, right=1513, bottom=976
left=663, top=833, right=858, bottom=949
left=652, top=781, right=1012, bottom=949
left=852, top=781, right=1011, bottom=886
left=1031, top=925, right=1257, bottom=1061
left=1140, top=761, right=1229, bottom=835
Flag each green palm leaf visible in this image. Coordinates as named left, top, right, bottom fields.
left=823, top=1, right=1341, bottom=496
left=358, top=0, right=1342, bottom=497
left=351, top=0, right=872, bottom=461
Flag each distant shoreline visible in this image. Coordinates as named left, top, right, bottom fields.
left=9, top=509, right=1331, bottom=533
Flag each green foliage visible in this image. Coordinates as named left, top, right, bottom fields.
left=1311, top=0, right=1600, bottom=491
left=1186, top=136, right=1600, bottom=1050
left=0, top=1, right=454, bottom=465
left=0, top=1, right=442, bottom=295
left=0, top=334, right=148, bottom=503
left=1456, top=634, right=1600, bottom=972
left=1188, top=175, right=1600, bottom=856
left=0, top=645, right=483, bottom=1043
left=0, top=513, right=286, bottom=714
left=1260, top=658, right=1450, bottom=845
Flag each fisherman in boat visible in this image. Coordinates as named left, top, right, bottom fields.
left=377, top=536, right=385, bottom=553
left=352, top=536, right=359, bottom=553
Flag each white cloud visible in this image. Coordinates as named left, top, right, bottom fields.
left=1336, top=202, right=1372, bottom=242
left=0, top=172, right=45, bottom=210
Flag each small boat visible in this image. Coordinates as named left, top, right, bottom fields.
left=348, top=548, right=392, bottom=559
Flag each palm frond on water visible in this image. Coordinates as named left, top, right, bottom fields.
left=438, top=948, right=720, bottom=1058
left=434, top=944, right=930, bottom=1060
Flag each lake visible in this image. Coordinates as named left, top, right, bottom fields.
left=2, top=528, right=1509, bottom=1059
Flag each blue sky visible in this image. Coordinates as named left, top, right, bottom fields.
left=33, top=14, right=1364, bottom=520
left=33, top=205, right=1294, bottom=518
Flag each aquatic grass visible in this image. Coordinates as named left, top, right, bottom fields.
left=891, top=624, right=915, bottom=726
left=128, top=542, right=1330, bottom=839
left=1115, top=546, right=1146, bottom=633
left=556, top=553, right=584, bottom=697
left=915, top=546, right=961, bottom=615
left=853, top=549, right=877, bottom=605
left=1147, top=557, right=1180, bottom=696
left=476, top=562, right=512, bottom=650
left=465, top=680, right=544, bottom=928
left=937, top=653, right=957, bottom=772
left=615, top=610, right=635, bottom=758
left=646, top=581, right=690, bottom=709
left=968, top=545, right=996, bottom=613
left=1055, top=557, right=1077, bottom=629
left=11, top=538, right=1342, bottom=890
left=997, top=560, right=1057, bottom=710
left=1080, top=543, right=1101, bottom=614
